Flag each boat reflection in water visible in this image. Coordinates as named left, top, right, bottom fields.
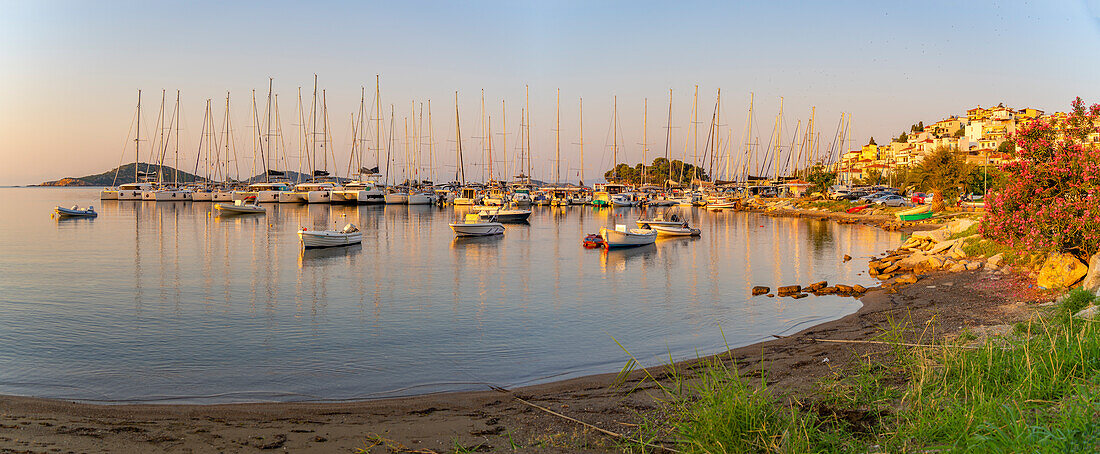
left=299, top=243, right=363, bottom=268
left=599, top=243, right=658, bottom=272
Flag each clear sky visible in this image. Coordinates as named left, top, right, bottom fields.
left=2, top=0, right=1100, bottom=185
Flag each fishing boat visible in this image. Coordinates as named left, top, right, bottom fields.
left=453, top=187, right=478, bottom=206
left=650, top=224, right=701, bottom=237
left=599, top=224, right=658, bottom=248
left=55, top=205, right=97, bottom=218
left=896, top=205, right=934, bottom=221
left=477, top=208, right=531, bottom=223
left=298, top=223, right=363, bottom=249
left=214, top=197, right=266, bottom=215
left=636, top=211, right=686, bottom=227
left=450, top=213, right=505, bottom=236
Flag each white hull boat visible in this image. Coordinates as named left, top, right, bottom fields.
left=298, top=224, right=363, bottom=248
left=144, top=189, right=193, bottom=201
left=407, top=192, right=434, bottom=205
left=277, top=192, right=309, bottom=203
left=600, top=224, right=658, bottom=248
left=215, top=199, right=266, bottom=215
left=191, top=191, right=213, bottom=201
left=384, top=193, right=409, bottom=204
left=650, top=224, right=701, bottom=236
left=212, top=191, right=235, bottom=202
left=99, top=189, right=118, bottom=200
left=450, top=214, right=505, bottom=236
left=478, top=209, right=531, bottom=223
left=306, top=190, right=332, bottom=203
left=452, top=197, right=475, bottom=206
left=55, top=205, right=97, bottom=218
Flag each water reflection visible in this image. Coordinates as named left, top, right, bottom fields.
left=1, top=188, right=903, bottom=404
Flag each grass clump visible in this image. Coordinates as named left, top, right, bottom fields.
left=629, top=299, right=1100, bottom=453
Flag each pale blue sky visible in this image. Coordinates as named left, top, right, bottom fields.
left=2, top=1, right=1099, bottom=184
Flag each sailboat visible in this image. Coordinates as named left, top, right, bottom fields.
left=102, top=91, right=143, bottom=200
left=334, top=77, right=386, bottom=204
left=144, top=90, right=193, bottom=201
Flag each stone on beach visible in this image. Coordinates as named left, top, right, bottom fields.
left=778, top=285, right=802, bottom=295
left=1082, top=253, right=1100, bottom=294
left=895, top=274, right=919, bottom=284
left=752, top=286, right=770, bottom=296
left=1036, top=252, right=1088, bottom=290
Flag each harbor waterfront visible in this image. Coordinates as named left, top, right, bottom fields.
left=0, top=187, right=899, bottom=404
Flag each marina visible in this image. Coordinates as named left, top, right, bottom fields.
left=2, top=187, right=898, bottom=404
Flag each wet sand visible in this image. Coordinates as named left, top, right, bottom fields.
left=0, top=265, right=1047, bottom=453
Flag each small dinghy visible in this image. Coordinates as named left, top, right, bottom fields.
left=55, top=205, right=97, bottom=218
left=215, top=197, right=266, bottom=215
left=451, top=214, right=505, bottom=236
left=582, top=233, right=605, bottom=249
left=600, top=224, right=657, bottom=248
left=477, top=208, right=531, bottom=223
left=650, top=223, right=702, bottom=237
left=298, top=223, right=363, bottom=249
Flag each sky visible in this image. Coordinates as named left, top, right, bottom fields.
left=2, top=0, right=1100, bottom=186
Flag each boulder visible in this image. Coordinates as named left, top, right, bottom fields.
left=987, top=253, right=1004, bottom=268
left=806, top=281, right=828, bottom=292
left=852, top=284, right=867, bottom=293
left=843, top=254, right=852, bottom=262
left=944, top=218, right=978, bottom=235
left=778, top=285, right=802, bottom=295
left=965, top=261, right=982, bottom=271
left=816, top=286, right=837, bottom=294
left=948, top=263, right=966, bottom=273
left=835, top=284, right=853, bottom=293
left=752, top=286, right=770, bottom=295
left=929, top=238, right=957, bottom=254
left=897, top=253, right=929, bottom=270
left=895, top=274, right=919, bottom=284
left=1036, top=252, right=1089, bottom=290
left=878, top=273, right=894, bottom=280
left=792, top=293, right=809, bottom=299
left=1074, top=305, right=1100, bottom=321
left=883, top=264, right=900, bottom=274
left=1082, top=253, right=1100, bottom=294
left=911, top=229, right=949, bottom=244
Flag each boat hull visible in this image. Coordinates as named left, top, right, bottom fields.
left=384, top=193, right=409, bottom=204
left=600, top=227, right=658, bottom=248
left=99, top=190, right=118, bottom=200
left=449, top=222, right=505, bottom=236
left=650, top=225, right=701, bottom=236
left=478, top=210, right=531, bottom=223
left=191, top=191, right=213, bottom=201
left=215, top=203, right=266, bottom=215
left=55, top=207, right=97, bottom=218
left=298, top=230, right=363, bottom=248
left=407, top=193, right=434, bottom=205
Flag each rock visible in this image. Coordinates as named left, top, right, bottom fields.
left=929, top=239, right=957, bottom=254
left=792, top=293, right=809, bottom=299
left=986, top=263, right=999, bottom=271
left=805, top=281, right=828, bottom=292
left=1074, top=305, right=1100, bottom=321
left=778, top=285, right=801, bottom=295
left=752, top=286, right=770, bottom=295
left=965, top=261, right=982, bottom=271
left=987, top=253, right=1004, bottom=267
left=895, top=274, right=919, bottom=284
left=852, top=284, right=867, bottom=293
left=767, top=294, right=775, bottom=297
left=883, top=264, right=900, bottom=274
left=1082, top=253, right=1100, bottom=294
left=878, top=273, right=894, bottom=280
left=911, top=229, right=949, bottom=244
left=816, top=286, right=837, bottom=294
left=944, top=218, right=978, bottom=235
left=948, top=263, right=966, bottom=273
left=843, top=254, right=852, bottom=262
left=1036, top=252, right=1089, bottom=290
left=835, top=284, right=853, bottom=293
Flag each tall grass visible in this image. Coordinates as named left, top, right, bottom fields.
left=629, top=290, right=1100, bottom=453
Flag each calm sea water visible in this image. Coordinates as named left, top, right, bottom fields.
left=0, top=187, right=900, bottom=403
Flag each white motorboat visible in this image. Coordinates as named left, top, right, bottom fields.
left=333, top=180, right=385, bottom=204
left=407, top=191, right=435, bottom=205
left=55, top=205, right=97, bottom=218
left=190, top=189, right=214, bottom=201
left=117, top=182, right=154, bottom=200
left=450, top=214, right=505, bottom=236
left=384, top=190, right=410, bottom=204
left=650, top=224, right=701, bottom=237
left=510, top=190, right=532, bottom=206
left=214, top=198, right=266, bottom=215
left=143, top=187, right=193, bottom=201
left=599, top=224, right=657, bottom=248
left=636, top=211, right=687, bottom=227
left=611, top=193, right=641, bottom=207
left=234, top=182, right=292, bottom=203
left=453, top=187, right=478, bottom=206
left=99, top=188, right=119, bottom=200
left=298, top=223, right=363, bottom=249
left=477, top=209, right=531, bottom=223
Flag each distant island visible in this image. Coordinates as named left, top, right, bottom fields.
left=36, top=163, right=311, bottom=187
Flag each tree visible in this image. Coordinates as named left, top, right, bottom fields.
left=896, top=132, right=908, bottom=143
left=806, top=165, right=836, bottom=196
left=953, top=127, right=965, bottom=138
left=868, top=137, right=877, bottom=146
left=603, top=158, right=707, bottom=186
left=996, top=140, right=1015, bottom=155
left=908, top=146, right=971, bottom=212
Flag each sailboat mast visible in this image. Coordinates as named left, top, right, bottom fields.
left=265, top=78, right=274, bottom=181
left=403, top=116, right=409, bottom=186
left=134, top=90, right=141, bottom=183
left=714, top=88, right=720, bottom=182
left=310, top=75, right=318, bottom=178
left=487, top=114, right=493, bottom=184
left=375, top=75, right=382, bottom=174
left=555, top=88, right=560, bottom=186
left=455, top=91, right=464, bottom=185
left=642, top=97, right=647, bottom=185
left=417, top=102, right=423, bottom=184
left=666, top=89, right=672, bottom=186
left=743, top=92, right=754, bottom=182
left=174, top=90, right=180, bottom=184
left=579, top=98, right=584, bottom=187
left=157, top=89, right=165, bottom=185
left=612, top=95, right=618, bottom=182
left=501, top=100, right=507, bottom=184
left=525, top=85, right=531, bottom=184
left=692, top=85, right=698, bottom=184
left=428, top=100, right=434, bottom=183
left=386, top=105, right=394, bottom=185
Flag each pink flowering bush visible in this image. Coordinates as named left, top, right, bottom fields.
left=981, top=98, right=1100, bottom=256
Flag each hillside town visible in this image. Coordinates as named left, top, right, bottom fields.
left=837, top=104, right=1080, bottom=185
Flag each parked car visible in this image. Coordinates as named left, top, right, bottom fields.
left=859, top=191, right=890, bottom=203
left=830, top=190, right=850, bottom=200
left=875, top=194, right=907, bottom=207
left=843, top=191, right=869, bottom=201
left=911, top=192, right=929, bottom=204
